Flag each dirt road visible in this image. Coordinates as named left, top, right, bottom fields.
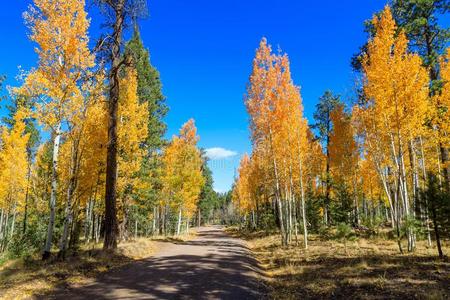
left=44, top=226, right=265, bottom=299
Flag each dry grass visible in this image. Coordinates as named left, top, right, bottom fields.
left=150, top=230, right=198, bottom=243
left=229, top=228, right=450, bottom=299
left=0, top=231, right=197, bottom=299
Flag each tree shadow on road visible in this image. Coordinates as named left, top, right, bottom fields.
left=36, top=229, right=266, bottom=299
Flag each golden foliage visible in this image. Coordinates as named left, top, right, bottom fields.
left=162, top=119, right=205, bottom=218
left=0, top=109, right=30, bottom=212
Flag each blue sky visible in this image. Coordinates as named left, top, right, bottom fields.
left=1, top=0, right=396, bottom=192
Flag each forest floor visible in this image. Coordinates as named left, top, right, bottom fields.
left=228, top=227, right=450, bottom=299
left=0, top=232, right=196, bottom=299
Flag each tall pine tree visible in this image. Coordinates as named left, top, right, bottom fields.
left=124, top=27, right=168, bottom=236
left=125, top=27, right=168, bottom=151
left=313, top=91, right=342, bottom=225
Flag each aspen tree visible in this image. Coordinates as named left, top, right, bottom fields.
left=19, top=0, right=94, bottom=260
left=245, top=38, right=286, bottom=245
left=244, top=38, right=310, bottom=246
left=358, top=6, right=429, bottom=252
left=57, top=74, right=106, bottom=258
left=162, top=120, right=204, bottom=235
left=233, top=154, right=253, bottom=217
left=0, top=109, right=30, bottom=250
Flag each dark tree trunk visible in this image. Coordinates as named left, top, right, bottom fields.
left=69, top=209, right=82, bottom=252
left=430, top=197, right=443, bottom=259
left=103, top=0, right=125, bottom=251
left=427, top=174, right=444, bottom=259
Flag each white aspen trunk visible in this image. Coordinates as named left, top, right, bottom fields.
left=285, top=195, right=290, bottom=243
left=273, top=156, right=286, bottom=246
left=176, top=208, right=182, bottom=236
left=283, top=159, right=292, bottom=243
left=385, top=180, right=396, bottom=228
left=84, top=199, right=91, bottom=242
left=289, top=192, right=293, bottom=244
left=292, top=195, right=299, bottom=246
left=0, top=209, right=4, bottom=238
left=400, top=144, right=414, bottom=252
left=419, top=137, right=432, bottom=247
left=353, top=177, right=360, bottom=226
left=59, top=141, right=79, bottom=258
left=186, top=218, right=190, bottom=234
left=88, top=174, right=100, bottom=243
left=89, top=200, right=94, bottom=241
left=365, top=136, right=396, bottom=228
left=269, top=128, right=287, bottom=246
left=436, top=146, right=443, bottom=187
left=276, top=197, right=286, bottom=246
left=10, top=208, right=16, bottom=239
left=388, top=131, right=413, bottom=251
left=291, top=186, right=298, bottom=245
left=375, top=162, right=396, bottom=228
left=95, top=215, right=101, bottom=244
left=289, top=168, right=299, bottom=246
left=86, top=199, right=94, bottom=243
left=152, top=206, right=157, bottom=235
left=409, top=140, right=419, bottom=219
left=388, top=133, right=406, bottom=211
left=162, top=205, right=166, bottom=236
left=389, top=93, right=408, bottom=231
left=22, top=163, right=31, bottom=235
left=299, top=159, right=308, bottom=249
left=135, top=219, right=138, bottom=240
left=1, top=211, right=10, bottom=251
left=59, top=195, right=74, bottom=256
left=285, top=182, right=292, bottom=243
left=397, top=133, right=415, bottom=252
left=394, top=176, right=404, bottom=253
left=43, top=123, right=62, bottom=260
left=400, top=150, right=410, bottom=215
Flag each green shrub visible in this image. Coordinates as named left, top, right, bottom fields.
left=259, top=209, right=276, bottom=233
left=335, top=223, right=356, bottom=254
left=318, top=225, right=332, bottom=239
left=6, top=221, right=47, bottom=259
left=306, top=195, right=324, bottom=233
left=401, top=216, right=425, bottom=240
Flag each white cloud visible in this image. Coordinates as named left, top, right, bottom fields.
left=205, top=147, right=237, bottom=160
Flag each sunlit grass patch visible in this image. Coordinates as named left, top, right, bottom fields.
left=230, top=227, right=450, bottom=299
